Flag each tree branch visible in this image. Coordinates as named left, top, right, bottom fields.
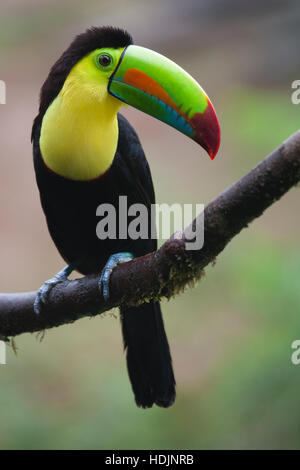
left=1, top=131, right=300, bottom=338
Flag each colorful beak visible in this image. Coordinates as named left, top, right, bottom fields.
left=108, top=45, right=220, bottom=159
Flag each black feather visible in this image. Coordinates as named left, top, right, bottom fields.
left=121, top=302, right=176, bottom=408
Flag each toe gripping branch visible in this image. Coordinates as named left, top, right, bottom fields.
left=34, top=253, right=134, bottom=315
left=34, top=265, right=73, bottom=315
left=99, top=252, right=134, bottom=302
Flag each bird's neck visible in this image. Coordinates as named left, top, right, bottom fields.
left=39, top=78, right=122, bottom=181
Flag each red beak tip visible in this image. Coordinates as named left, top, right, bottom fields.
left=208, top=139, right=220, bottom=160
left=190, top=102, right=221, bottom=161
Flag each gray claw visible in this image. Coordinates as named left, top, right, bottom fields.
left=99, top=252, right=134, bottom=301
left=34, top=265, right=73, bottom=315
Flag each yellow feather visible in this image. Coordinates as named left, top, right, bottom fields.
left=40, top=49, right=124, bottom=181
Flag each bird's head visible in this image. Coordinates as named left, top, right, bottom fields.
left=37, top=26, right=220, bottom=160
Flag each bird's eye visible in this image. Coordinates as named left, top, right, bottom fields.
left=98, top=54, right=112, bottom=67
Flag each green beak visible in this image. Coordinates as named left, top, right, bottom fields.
left=108, top=45, right=220, bottom=159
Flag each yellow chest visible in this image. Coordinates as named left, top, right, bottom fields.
left=39, top=78, right=121, bottom=181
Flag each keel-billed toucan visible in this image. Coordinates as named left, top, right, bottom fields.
left=32, top=27, right=220, bottom=408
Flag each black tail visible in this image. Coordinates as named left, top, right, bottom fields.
left=120, top=301, right=176, bottom=408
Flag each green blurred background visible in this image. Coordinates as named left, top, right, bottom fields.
left=1, top=0, right=300, bottom=450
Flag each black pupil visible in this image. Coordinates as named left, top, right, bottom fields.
left=99, top=54, right=111, bottom=67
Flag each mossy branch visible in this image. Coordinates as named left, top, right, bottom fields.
left=0, top=130, right=300, bottom=337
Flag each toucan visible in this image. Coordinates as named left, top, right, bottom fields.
left=32, top=26, right=220, bottom=408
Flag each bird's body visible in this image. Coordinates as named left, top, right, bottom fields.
left=33, top=113, right=154, bottom=274
left=32, top=26, right=220, bottom=408
left=33, top=111, right=175, bottom=408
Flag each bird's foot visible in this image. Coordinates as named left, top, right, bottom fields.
left=99, top=252, right=134, bottom=301
left=34, top=265, right=73, bottom=315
